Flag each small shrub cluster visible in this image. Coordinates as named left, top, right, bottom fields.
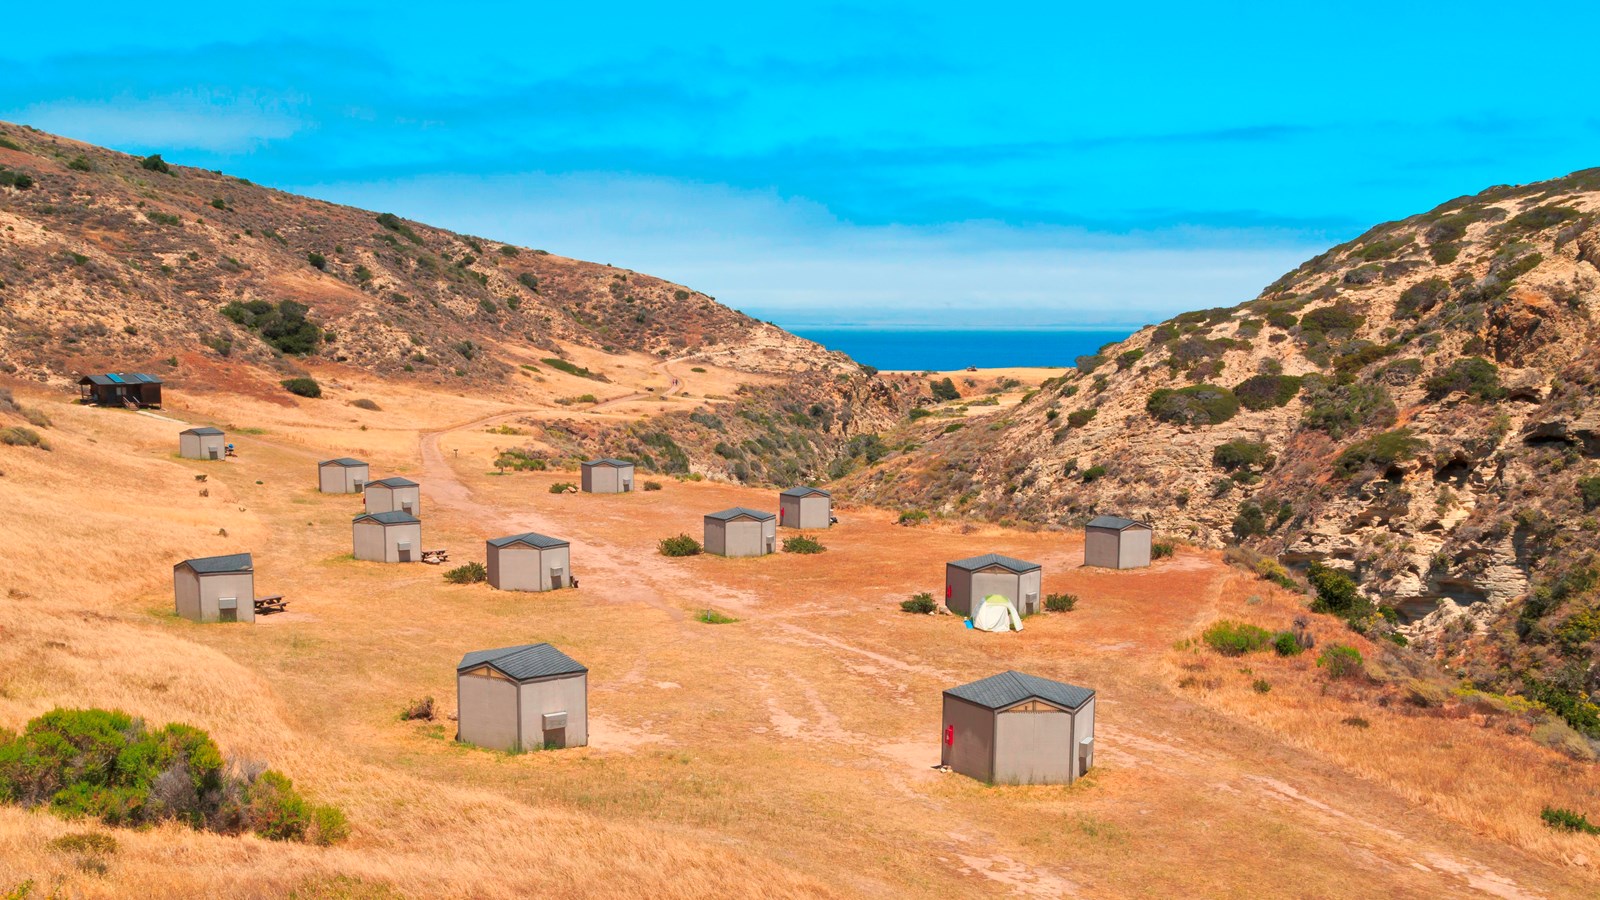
left=1212, top=439, right=1273, bottom=472
left=0, top=167, right=35, bottom=190
left=1066, top=408, right=1097, bottom=428
left=1299, top=377, right=1396, bottom=439
left=658, top=534, right=702, bottom=557
left=1233, top=374, right=1302, bottom=411
left=1044, top=593, right=1078, bottom=612
left=1316, top=644, right=1365, bottom=679
left=1333, top=428, right=1426, bottom=479
left=901, top=592, right=937, bottom=614
left=443, top=562, right=486, bottom=584
left=548, top=481, right=576, bottom=493
left=399, top=697, right=435, bottom=721
left=139, top=154, right=171, bottom=173
left=1541, top=806, right=1600, bottom=835
left=695, top=609, right=738, bottom=624
left=0, top=708, right=344, bottom=844
left=0, top=426, right=49, bottom=450
left=375, top=212, right=422, bottom=244
left=781, top=535, right=826, bottom=554
left=642, top=480, right=663, bottom=491
left=897, top=509, right=930, bottom=526
left=222, top=299, right=322, bottom=355
left=281, top=377, right=321, bottom=399
left=1145, top=384, right=1239, bottom=426
left=1579, top=476, right=1600, bottom=511
left=1202, top=620, right=1272, bottom=656
left=1151, top=541, right=1175, bottom=560
left=929, top=378, right=960, bottom=401
left=542, top=358, right=604, bottom=380
left=1423, top=357, right=1505, bottom=400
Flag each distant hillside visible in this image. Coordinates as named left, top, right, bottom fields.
left=840, top=169, right=1600, bottom=733
left=0, top=122, right=846, bottom=392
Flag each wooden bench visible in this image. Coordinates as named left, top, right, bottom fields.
left=420, top=549, right=450, bottom=565
left=254, top=595, right=288, bottom=615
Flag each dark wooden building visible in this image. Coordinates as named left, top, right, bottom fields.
left=78, top=373, right=163, bottom=408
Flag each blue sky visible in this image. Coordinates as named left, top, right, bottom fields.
left=6, top=2, right=1599, bottom=328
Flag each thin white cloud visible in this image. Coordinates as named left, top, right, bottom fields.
left=287, top=171, right=1321, bottom=328
left=15, top=92, right=306, bottom=154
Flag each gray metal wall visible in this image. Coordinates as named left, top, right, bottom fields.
left=779, top=495, right=831, bottom=529
left=518, top=673, right=588, bottom=749
left=582, top=464, right=632, bottom=493
left=704, top=518, right=726, bottom=556
left=993, top=706, right=1075, bottom=784
left=174, top=570, right=254, bottom=623
left=713, top=518, right=772, bottom=557
left=319, top=464, right=368, bottom=493
left=179, top=433, right=225, bottom=460
left=1085, top=526, right=1152, bottom=569
left=1119, top=528, right=1153, bottom=568
left=945, top=565, right=974, bottom=616
left=940, top=694, right=996, bottom=782
left=1073, top=697, right=1097, bottom=778
left=487, top=544, right=571, bottom=591
left=353, top=521, right=422, bottom=562
left=457, top=672, right=520, bottom=751
left=365, top=484, right=421, bottom=515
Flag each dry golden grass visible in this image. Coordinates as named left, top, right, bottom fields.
left=1, top=379, right=1597, bottom=898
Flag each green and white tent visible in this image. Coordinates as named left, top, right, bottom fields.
left=972, top=594, right=1023, bottom=633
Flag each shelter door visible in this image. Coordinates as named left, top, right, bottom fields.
left=544, top=727, right=566, bottom=749
left=550, top=567, right=565, bottom=589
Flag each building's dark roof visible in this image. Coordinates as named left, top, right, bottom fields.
left=458, top=643, right=587, bottom=681
left=353, top=511, right=420, bottom=526
left=582, top=458, right=634, bottom=468
left=947, top=553, right=1040, bottom=574
left=945, top=670, right=1094, bottom=711
left=368, top=477, right=418, bottom=488
left=780, top=487, right=832, bottom=499
left=175, top=552, right=254, bottom=575
left=79, top=373, right=164, bottom=386
left=319, top=457, right=367, bottom=468
left=487, top=532, right=569, bottom=550
left=1086, top=515, right=1150, bottom=531
left=705, top=507, right=775, bottom=522
left=180, top=426, right=225, bottom=436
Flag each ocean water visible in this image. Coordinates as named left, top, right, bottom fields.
left=788, top=328, right=1133, bottom=371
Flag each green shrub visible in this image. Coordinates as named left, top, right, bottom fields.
left=1541, top=806, right=1600, bottom=834
left=309, top=804, right=351, bottom=846
left=139, top=154, right=170, bottom=173
left=222, top=299, right=322, bottom=355
left=1081, top=465, right=1107, bottom=482
left=1044, top=593, right=1078, bottom=612
left=1504, top=205, right=1582, bottom=236
left=281, top=377, right=321, bottom=399
left=518, top=272, right=540, bottom=292
left=908, top=407, right=932, bottom=421
left=1272, top=631, right=1304, bottom=656
left=659, top=534, right=702, bottom=556
left=901, top=592, right=937, bottom=614
left=307, top=251, right=326, bottom=270
left=1075, top=354, right=1107, bottom=374
left=1202, top=621, right=1272, bottom=656
left=782, top=535, right=826, bottom=554
left=643, top=480, right=663, bottom=491
left=1333, top=428, right=1426, bottom=478
left=1232, top=503, right=1268, bottom=539
left=1145, top=384, right=1239, bottom=426
left=1212, top=440, right=1273, bottom=471
left=929, top=378, right=960, bottom=401
left=398, top=697, right=435, bottom=721
left=351, top=398, right=380, bottom=411
left=246, top=770, right=309, bottom=841
left=548, top=481, right=576, bottom=493
left=897, top=509, right=930, bottom=526
left=1252, top=679, right=1272, bottom=694
left=1396, top=277, right=1449, bottom=319
left=1298, top=305, right=1364, bottom=344
left=0, top=426, right=49, bottom=450
left=542, top=358, right=602, bottom=380
left=443, top=562, right=486, bottom=584
left=1151, top=541, right=1175, bottom=560
left=1308, top=561, right=1363, bottom=616
left=0, top=168, right=35, bottom=190
left=145, top=211, right=181, bottom=226
left=1424, top=357, right=1505, bottom=400
left=1579, top=477, right=1600, bottom=511
left=1316, top=645, right=1364, bottom=679
left=375, top=212, right=422, bottom=244
left=1117, top=349, right=1144, bottom=370
left=695, top=609, right=737, bottom=624
left=494, top=448, right=547, bottom=471
left=1066, top=408, right=1097, bottom=428
left=1299, top=377, right=1396, bottom=439
left=1233, top=374, right=1302, bottom=411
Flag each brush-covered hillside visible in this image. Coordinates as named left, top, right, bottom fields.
left=0, top=122, right=853, bottom=392
left=845, top=169, right=1600, bottom=727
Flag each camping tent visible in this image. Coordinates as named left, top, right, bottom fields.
left=972, top=594, right=1024, bottom=632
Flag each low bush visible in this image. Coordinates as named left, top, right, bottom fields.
left=0, top=168, right=35, bottom=190
left=548, top=482, right=576, bottom=493
left=306, top=251, right=326, bottom=270
left=1424, top=357, right=1505, bottom=400
left=1212, top=439, right=1273, bottom=471
left=642, top=480, right=663, bottom=491
left=1081, top=465, right=1107, bottom=483
left=1317, top=644, right=1365, bottom=679
left=224, top=299, right=322, bottom=355
left=929, top=377, right=960, bottom=401
left=1203, top=620, right=1272, bottom=656
left=1044, top=593, right=1078, bottom=613
left=782, top=535, right=826, bottom=554
left=399, top=697, right=435, bottom=721
left=374, top=212, right=422, bottom=244
left=281, top=377, right=321, bottom=398
left=908, top=407, right=932, bottom=421
left=1066, top=408, right=1097, bottom=428
left=1146, top=384, right=1239, bottom=426
left=1396, top=277, right=1449, bottom=319
left=1333, top=428, right=1426, bottom=478
left=1233, top=374, right=1302, bottom=411
left=541, top=358, right=603, bottom=380
left=351, top=398, right=380, bottom=411
left=1308, top=561, right=1365, bottom=618
left=493, top=448, right=547, bottom=471
left=659, top=534, right=702, bottom=556
left=1272, top=631, right=1304, bottom=656
left=443, top=562, right=486, bottom=584
left=901, top=592, right=937, bottom=614
left=1252, top=679, right=1272, bottom=694
left=139, top=154, right=171, bottom=173
left=0, top=708, right=341, bottom=843
left=0, top=426, right=49, bottom=450
left=1341, top=716, right=1370, bottom=728
left=1541, top=806, right=1600, bottom=834
left=695, top=609, right=737, bottom=624
left=1580, top=477, right=1600, bottom=511
left=1299, top=377, right=1396, bottom=439
left=1151, top=541, right=1175, bottom=560
left=309, top=804, right=350, bottom=846
left=897, top=510, right=930, bottom=526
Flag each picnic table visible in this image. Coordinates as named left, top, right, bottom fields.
left=421, top=548, right=450, bottom=565
left=254, top=595, right=288, bottom=615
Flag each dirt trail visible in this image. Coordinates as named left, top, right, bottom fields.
left=591, top=357, right=685, bottom=410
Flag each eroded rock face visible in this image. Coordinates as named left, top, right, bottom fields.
left=1488, top=289, right=1561, bottom=366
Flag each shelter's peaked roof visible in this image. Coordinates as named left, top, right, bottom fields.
left=368, top=476, right=418, bottom=488
left=946, top=670, right=1094, bottom=711
left=354, top=511, right=420, bottom=525
left=780, top=486, right=832, bottom=498
left=320, top=457, right=367, bottom=467
left=176, top=552, right=253, bottom=574
left=487, top=532, right=569, bottom=549
left=458, top=643, right=587, bottom=680
left=80, top=372, right=163, bottom=385
left=948, top=553, right=1040, bottom=573
left=1086, top=515, right=1148, bottom=531
left=180, top=426, right=224, bottom=436
left=583, top=458, right=633, bottom=467
left=705, top=507, right=775, bottom=522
